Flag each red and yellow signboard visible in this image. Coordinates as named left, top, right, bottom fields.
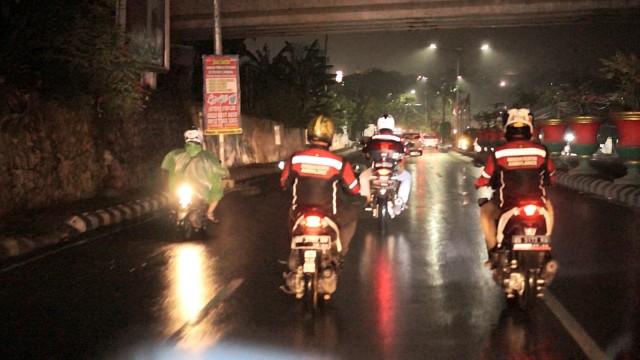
left=202, top=55, right=242, bottom=135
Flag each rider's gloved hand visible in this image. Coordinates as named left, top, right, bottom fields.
left=477, top=198, right=490, bottom=207
left=476, top=186, right=493, bottom=207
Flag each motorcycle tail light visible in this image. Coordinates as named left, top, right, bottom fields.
left=522, top=204, right=539, bottom=217
left=304, top=215, right=323, bottom=228
left=524, top=227, right=537, bottom=235
left=377, top=168, right=392, bottom=177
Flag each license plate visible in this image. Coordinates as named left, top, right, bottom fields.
left=512, top=235, right=551, bottom=250
left=291, top=235, right=331, bottom=249
left=303, top=250, right=317, bottom=273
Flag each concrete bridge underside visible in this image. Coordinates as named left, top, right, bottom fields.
left=171, top=0, right=640, bottom=42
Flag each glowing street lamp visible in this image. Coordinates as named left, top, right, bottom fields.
left=427, top=42, right=492, bottom=132
left=417, top=75, right=429, bottom=127
left=428, top=43, right=462, bottom=132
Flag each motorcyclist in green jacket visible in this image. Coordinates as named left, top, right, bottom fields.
left=161, top=128, right=229, bottom=223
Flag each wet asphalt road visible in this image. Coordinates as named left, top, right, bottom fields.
left=0, top=149, right=637, bottom=359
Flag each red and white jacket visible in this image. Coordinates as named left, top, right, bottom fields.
left=474, top=140, right=555, bottom=208
left=280, top=145, right=360, bottom=215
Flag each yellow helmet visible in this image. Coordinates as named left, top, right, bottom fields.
left=307, top=115, right=335, bottom=144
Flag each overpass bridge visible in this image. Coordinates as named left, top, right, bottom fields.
left=171, top=0, right=640, bottom=42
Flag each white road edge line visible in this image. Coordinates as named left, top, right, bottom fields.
left=1, top=216, right=156, bottom=273
left=544, top=290, right=608, bottom=360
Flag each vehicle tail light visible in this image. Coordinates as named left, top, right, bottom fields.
left=522, top=204, right=539, bottom=217
left=304, top=215, right=323, bottom=228
left=377, top=168, right=392, bottom=177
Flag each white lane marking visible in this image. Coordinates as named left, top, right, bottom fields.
left=544, top=290, right=608, bottom=360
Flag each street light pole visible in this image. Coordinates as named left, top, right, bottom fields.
left=425, top=82, right=429, bottom=129
left=455, top=57, right=460, bottom=134
left=419, top=76, right=429, bottom=130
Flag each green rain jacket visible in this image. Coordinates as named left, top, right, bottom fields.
left=161, top=143, right=229, bottom=203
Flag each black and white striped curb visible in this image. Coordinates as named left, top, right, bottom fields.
left=63, top=193, right=170, bottom=235
left=0, top=194, right=171, bottom=261
left=555, top=172, right=640, bottom=208
left=455, top=149, right=640, bottom=208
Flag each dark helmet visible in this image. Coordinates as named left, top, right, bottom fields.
left=504, top=108, right=532, bottom=141
left=307, top=115, right=335, bottom=144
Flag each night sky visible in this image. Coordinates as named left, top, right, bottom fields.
left=244, top=22, right=640, bottom=112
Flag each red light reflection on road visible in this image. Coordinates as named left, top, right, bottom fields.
left=374, top=250, right=396, bottom=358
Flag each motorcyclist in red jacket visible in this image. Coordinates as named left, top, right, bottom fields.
left=280, top=115, right=362, bottom=264
left=474, top=108, right=556, bottom=268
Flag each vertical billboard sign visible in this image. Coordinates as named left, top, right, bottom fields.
left=203, top=55, right=242, bottom=135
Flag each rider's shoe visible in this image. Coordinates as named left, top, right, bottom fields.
left=207, top=213, right=220, bottom=224
left=364, top=202, right=373, bottom=211
left=483, top=260, right=496, bottom=270
left=332, top=258, right=344, bottom=271
left=483, top=247, right=498, bottom=269
left=393, top=198, right=404, bottom=215
left=281, top=271, right=304, bottom=298
left=279, top=284, right=297, bottom=294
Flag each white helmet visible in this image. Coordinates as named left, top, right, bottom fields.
left=184, top=128, right=204, bottom=144
left=505, top=108, right=532, bottom=131
left=377, top=114, right=395, bottom=131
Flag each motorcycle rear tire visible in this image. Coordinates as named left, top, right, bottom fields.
left=177, top=222, right=194, bottom=241
left=377, top=202, right=388, bottom=234
left=303, top=271, right=320, bottom=313
left=519, top=270, right=539, bottom=311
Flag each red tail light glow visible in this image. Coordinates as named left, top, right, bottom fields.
left=522, top=204, right=539, bottom=216
left=305, top=215, right=323, bottom=228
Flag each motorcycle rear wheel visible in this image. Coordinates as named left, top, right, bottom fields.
left=518, top=270, right=539, bottom=310
left=508, top=253, right=539, bottom=311
left=177, top=221, right=194, bottom=241
left=303, top=271, right=320, bottom=312
left=377, top=201, right=388, bottom=234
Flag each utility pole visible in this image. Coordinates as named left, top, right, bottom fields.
left=213, top=0, right=224, bottom=161
left=455, top=57, right=460, bottom=135
left=424, top=87, right=429, bottom=130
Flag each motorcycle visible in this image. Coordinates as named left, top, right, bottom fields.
left=485, top=197, right=558, bottom=310
left=283, top=207, right=341, bottom=312
left=369, top=153, right=404, bottom=234
left=169, top=182, right=209, bottom=240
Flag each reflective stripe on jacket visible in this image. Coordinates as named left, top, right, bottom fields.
left=474, top=140, right=555, bottom=207
left=280, top=145, right=360, bottom=215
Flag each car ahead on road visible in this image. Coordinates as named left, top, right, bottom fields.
left=422, top=135, right=440, bottom=148
left=401, top=132, right=423, bottom=156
